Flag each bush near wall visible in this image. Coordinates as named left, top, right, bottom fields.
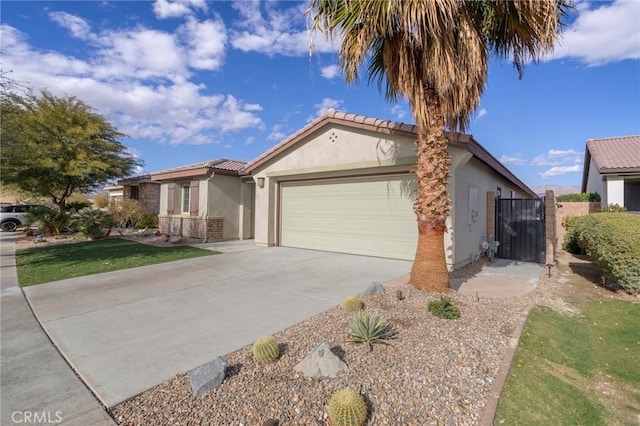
left=564, top=213, right=640, bottom=294
left=557, top=192, right=601, bottom=202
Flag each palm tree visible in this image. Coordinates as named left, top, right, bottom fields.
left=308, top=0, right=569, bottom=292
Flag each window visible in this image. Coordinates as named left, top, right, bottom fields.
left=130, top=186, right=139, bottom=200
left=182, top=185, right=190, bottom=213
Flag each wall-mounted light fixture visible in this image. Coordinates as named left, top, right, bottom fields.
left=257, top=177, right=265, bottom=188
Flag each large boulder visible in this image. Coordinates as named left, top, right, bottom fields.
left=294, top=341, right=347, bottom=380
left=188, top=356, right=227, bottom=396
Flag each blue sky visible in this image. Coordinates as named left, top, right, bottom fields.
left=2, top=0, right=639, bottom=189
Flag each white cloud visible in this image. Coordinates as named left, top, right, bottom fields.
left=243, top=103, right=263, bottom=112
left=391, top=105, right=407, bottom=120
left=320, top=65, right=340, bottom=79
left=539, top=165, right=583, bottom=179
left=547, top=0, right=640, bottom=65
left=531, top=148, right=583, bottom=167
left=153, top=0, right=207, bottom=19
left=230, top=1, right=338, bottom=56
left=475, top=108, right=488, bottom=121
left=179, top=17, right=227, bottom=71
left=268, top=124, right=286, bottom=141
left=307, top=97, right=344, bottom=122
left=244, top=136, right=255, bottom=145
left=1, top=23, right=263, bottom=146
left=49, top=11, right=95, bottom=41
left=499, top=154, right=527, bottom=165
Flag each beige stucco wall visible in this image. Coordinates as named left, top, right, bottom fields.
left=605, top=176, right=625, bottom=206
left=585, top=158, right=602, bottom=196
left=452, top=158, right=531, bottom=269
left=250, top=122, right=516, bottom=268
left=208, top=174, right=242, bottom=239
left=239, top=180, right=255, bottom=239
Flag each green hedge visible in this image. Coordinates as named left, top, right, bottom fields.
left=564, top=213, right=640, bottom=293
left=557, top=192, right=601, bottom=202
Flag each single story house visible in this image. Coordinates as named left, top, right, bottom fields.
left=116, top=174, right=161, bottom=214
left=244, top=110, right=536, bottom=270
left=151, top=159, right=253, bottom=241
left=104, top=184, right=124, bottom=204
left=582, top=135, right=640, bottom=212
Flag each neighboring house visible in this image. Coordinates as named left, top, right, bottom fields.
left=151, top=159, right=254, bottom=242
left=117, top=174, right=161, bottom=214
left=244, top=110, right=536, bottom=269
left=104, top=184, right=124, bottom=204
left=582, top=135, right=640, bottom=212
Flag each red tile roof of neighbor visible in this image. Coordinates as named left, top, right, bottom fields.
left=586, top=135, right=640, bottom=172
left=244, top=109, right=537, bottom=198
left=150, top=158, right=247, bottom=180
left=581, top=135, right=640, bottom=193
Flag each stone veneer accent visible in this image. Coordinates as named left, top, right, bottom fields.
left=123, top=183, right=160, bottom=214
left=159, top=216, right=224, bottom=241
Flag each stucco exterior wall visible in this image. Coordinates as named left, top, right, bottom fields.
left=252, top=124, right=419, bottom=249
left=208, top=174, right=242, bottom=240
left=251, top=122, right=527, bottom=269
left=452, top=158, right=531, bottom=269
left=585, top=158, right=603, bottom=198
left=605, top=176, right=625, bottom=206
left=239, top=181, right=254, bottom=239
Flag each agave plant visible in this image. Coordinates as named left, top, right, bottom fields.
left=346, top=310, right=394, bottom=351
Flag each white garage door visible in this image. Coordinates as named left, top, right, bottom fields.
left=280, top=175, right=417, bottom=260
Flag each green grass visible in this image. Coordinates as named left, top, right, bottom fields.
left=496, top=301, right=640, bottom=425
left=16, top=238, right=217, bottom=286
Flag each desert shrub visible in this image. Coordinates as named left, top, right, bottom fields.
left=557, top=192, right=600, bottom=202
left=346, top=310, right=394, bottom=351
left=65, top=197, right=92, bottom=212
left=108, top=198, right=145, bottom=228
left=137, top=214, right=158, bottom=229
left=563, top=213, right=640, bottom=293
left=92, top=193, right=109, bottom=209
left=24, top=206, right=70, bottom=235
left=600, top=203, right=626, bottom=213
left=427, top=296, right=461, bottom=319
left=70, top=208, right=116, bottom=239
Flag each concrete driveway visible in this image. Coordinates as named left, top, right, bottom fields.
left=24, top=245, right=410, bottom=408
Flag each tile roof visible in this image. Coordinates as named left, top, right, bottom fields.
left=586, top=135, right=640, bottom=172
left=150, top=158, right=247, bottom=176
left=244, top=109, right=536, bottom=198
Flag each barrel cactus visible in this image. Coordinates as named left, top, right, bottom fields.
left=327, top=387, right=368, bottom=426
left=252, top=335, right=280, bottom=364
left=342, top=296, right=362, bottom=313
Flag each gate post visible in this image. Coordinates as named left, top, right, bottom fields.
left=545, top=190, right=557, bottom=264
left=486, top=191, right=496, bottom=240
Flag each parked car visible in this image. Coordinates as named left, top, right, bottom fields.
left=0, top=204, right=40, bottom=232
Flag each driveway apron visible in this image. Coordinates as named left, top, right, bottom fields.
left=23, top=246, right=411, bottom=407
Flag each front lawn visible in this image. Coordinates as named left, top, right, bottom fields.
left=16, top=238, right=217, bottom=286
left=495, top=301, right=640, bottom=425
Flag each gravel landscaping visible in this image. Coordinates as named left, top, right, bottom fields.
left=111, top=260, right=539, bottom=426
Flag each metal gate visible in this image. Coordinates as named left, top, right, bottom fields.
left=495, top=198, right=545, bottom=263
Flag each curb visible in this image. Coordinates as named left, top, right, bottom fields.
left=478, top=303, right=533, bottom=426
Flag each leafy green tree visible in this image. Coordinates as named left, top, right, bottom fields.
left=309, top=0, right=569, bottom=291
left=1, top=89, right=141, bottom=213
left=92, top=193, right=110, bottom=209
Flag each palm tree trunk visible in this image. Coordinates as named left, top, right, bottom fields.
left=409, top=95, right=451, bottom=292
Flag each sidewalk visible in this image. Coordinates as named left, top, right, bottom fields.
left=0, top=234, right=115, bottom=425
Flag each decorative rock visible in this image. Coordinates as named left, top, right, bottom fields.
left=188, top=356, right=227, bottom=396
left=364, top=282, right=385, bottom=296
left=294, top=341, right=347, bottom=380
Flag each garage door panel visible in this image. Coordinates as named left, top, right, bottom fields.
left=280, top=175, right=417, bottom=260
